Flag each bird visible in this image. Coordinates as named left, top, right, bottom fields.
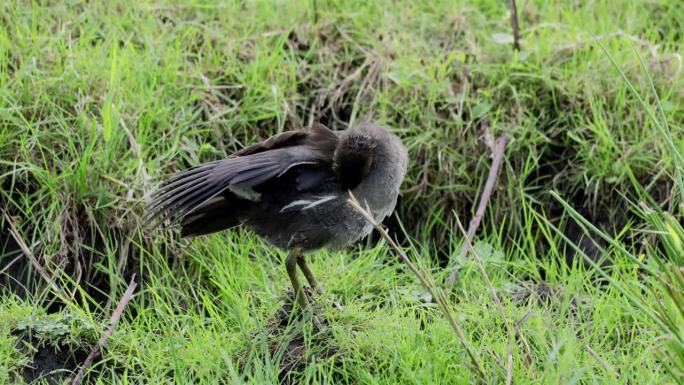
left=146, top=122, right=408, bottom=309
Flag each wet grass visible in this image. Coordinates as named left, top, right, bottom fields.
left=1, top=0, right=683, bottom=383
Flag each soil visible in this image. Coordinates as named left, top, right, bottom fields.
left=19, top=338, right=89, bottom=385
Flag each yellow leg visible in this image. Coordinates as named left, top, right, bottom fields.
left=285, top=248, right=308, bottom=309
left=297, top=254, right=323, bottom=294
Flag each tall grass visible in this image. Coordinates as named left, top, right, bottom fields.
left=549, top=39, right=684, bottom=381
left=1, top=0, right=683, bottom=383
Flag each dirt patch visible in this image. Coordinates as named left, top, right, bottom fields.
left=509, top=282, right=562, bottom=305
left=509, top=282, right=588, bottom=322
left=8, top=311, right=98, bottom=384
left=17, top=337, right=89, bottom=385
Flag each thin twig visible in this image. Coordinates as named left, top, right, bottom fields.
left=69, top=275, right=137, bottom=385
left=454, top=214, right=515, bottom=384
left=515, top=310, right=535, bottom=369
left=506, top=348, right=513, bottom=385
left=508, top=0, right=521, bottom=51
left=347, top=193, right=487, bottom=383
left=0, top=251, right=23, bottom=276
left=454, top=216, right=506, bottom=319
left=585, top=344, right=620, bottom=379
left=448, top=134, right=508, bottom=286
left=4, top=213, right=71, bottom=302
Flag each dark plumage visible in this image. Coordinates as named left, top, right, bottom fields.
left=147, top=122, right=408, bottom=309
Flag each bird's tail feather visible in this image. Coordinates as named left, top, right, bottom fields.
left=178, top=195, right=244, bottom=237
left=145, top=153, right=284, bottom=228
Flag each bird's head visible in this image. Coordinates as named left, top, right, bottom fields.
left=333, top=126, right=378, bottom=190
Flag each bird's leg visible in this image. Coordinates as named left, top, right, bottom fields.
left=297, top=255, right=323, bottom=295
left=285, top=248, right=308, bottom=310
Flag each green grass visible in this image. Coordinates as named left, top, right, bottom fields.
left=1, top=0, right=683, bottom=383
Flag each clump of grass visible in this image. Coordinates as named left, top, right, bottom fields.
left=550, top=193, right=683, bottom=382
left=545, top=40, right=684, bottom=382
left=643, top=210, right=684, bottom=378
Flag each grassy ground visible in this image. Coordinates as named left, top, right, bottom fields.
left=1, top=0, right=683, bottom=384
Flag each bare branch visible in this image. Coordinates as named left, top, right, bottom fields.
left=585, top=345, right=620, bottom=379
left=70, top=275, right=137, bottom=385
left=448, top=133, right=508, bottom=286
left=508, top=0, right=521, bottom=51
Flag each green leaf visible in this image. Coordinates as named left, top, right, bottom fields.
left=471, top=101, right=492, bottom=119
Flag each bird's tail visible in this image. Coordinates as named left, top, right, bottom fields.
left=177, top=195, right=245, bottom=237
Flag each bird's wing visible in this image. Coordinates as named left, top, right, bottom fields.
left=232, top=130, right=307, bottom=156
left=232, top=123, right=336, bottom=156
left=146, top=124, right=338, bottom=227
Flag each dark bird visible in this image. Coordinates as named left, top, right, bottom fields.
left=146, top=123, right=408, bottom=309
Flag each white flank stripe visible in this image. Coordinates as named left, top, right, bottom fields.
left=303, top=195, right=336, bottom=210
left=279, top=195, right=337, bottom=212
left=280, top=200, right=312, bottom=212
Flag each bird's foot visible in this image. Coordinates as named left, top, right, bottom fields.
left=277, top=287, right=327, bottom=332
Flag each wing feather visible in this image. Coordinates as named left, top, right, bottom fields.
left=146, top=124, right=339, bottom=229
left=147, top=150, right=332, bottom=227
